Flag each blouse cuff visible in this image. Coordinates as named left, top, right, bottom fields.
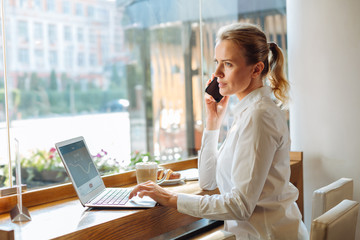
left=177, top=193, right=202, bottom=217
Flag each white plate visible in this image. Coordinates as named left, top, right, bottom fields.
left=160, top=177, right=185, bottom=186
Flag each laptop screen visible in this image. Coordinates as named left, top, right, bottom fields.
left=58, top=138, right=105, bottom=200
left=58, top=140, right=99, bottom=187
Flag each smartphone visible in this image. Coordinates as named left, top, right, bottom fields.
left=205, top=77, right=223, bottom=102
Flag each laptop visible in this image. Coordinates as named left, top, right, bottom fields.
left=55, top=136, right=157, bottom=208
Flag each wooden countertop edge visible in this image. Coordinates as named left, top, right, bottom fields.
left=53, top=183, right=216, bottom=240
left=53, top=205, right=200, bottom=240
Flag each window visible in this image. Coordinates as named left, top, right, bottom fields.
left=46, top=0, right=55, bottom=12
left=64, top=46, right=73, bottom=68
left=64, top=26, right=72, bottom=42
left=0, top=0, right=287, bottom=194
left=89, top=53, right=96, bottom=66
left=97, top=8, right=108, bottom=22
left=34, top=49, right=44, bottom=67
left=77, top=28, right=84, bottom=42
left=17, top=20, right=28, bottom=42
left=34, top=22, right=43, bottom=41
left=48, top=24, right=57, bottom=44
left=18, top=48, right=29, bottom=64
left=75, top=3, right=83, bottom=16
left=19, top=0, right=27, bottom=8
left=49, top=50, right=57, bottom=67
left=62, top=1, right=71, bottom=14
left=89, top=30, right=95, bottom=44
left=33, top=0, right=42, bottom=10
left=77, top=52, right=85, bottom=67
left=87, top=6, right=94, bottom=18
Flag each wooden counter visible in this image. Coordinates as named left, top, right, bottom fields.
left=0, top=181, right=217, bottom=240
left=0, top=153, right=303, bottom=239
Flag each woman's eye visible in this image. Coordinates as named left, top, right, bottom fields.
left=225, top=62, right=232, bottom=67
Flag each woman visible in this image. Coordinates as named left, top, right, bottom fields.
left=129, top=22, right=308, bottom=239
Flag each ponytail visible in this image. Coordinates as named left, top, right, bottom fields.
left=267, top=42, right=289, bottom=108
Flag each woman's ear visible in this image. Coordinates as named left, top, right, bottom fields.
left=252, top=62, right=265, bottom=78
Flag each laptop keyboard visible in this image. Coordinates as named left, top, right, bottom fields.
left=90, top=188, right=131, bottom=206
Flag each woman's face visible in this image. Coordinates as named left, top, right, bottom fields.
left=214, top=40, right=263, bottom=100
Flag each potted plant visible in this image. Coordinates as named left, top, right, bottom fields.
left=91, top=149, right=119, bottom=175
left=20, top=147, right=68, bottom=183
left=121, top=151, right=159, bottom=171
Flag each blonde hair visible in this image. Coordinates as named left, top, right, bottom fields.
left=216, top=22, right=289, bottom=106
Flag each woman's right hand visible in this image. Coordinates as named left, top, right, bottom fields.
left=205, top=76, right=229, bottom=130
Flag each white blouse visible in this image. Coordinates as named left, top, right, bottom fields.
left=177, top=86, right=308, bottom=240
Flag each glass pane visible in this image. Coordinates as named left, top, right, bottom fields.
left=0, top=0, right=203, bottom=190
left=0, top=0, right=288, bottom=191
left=2, top=0, right=130, bottom=189
left=119, top=0, right=201, bottom=162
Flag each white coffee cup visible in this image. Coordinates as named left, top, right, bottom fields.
left=135, top=162, right=168, bottom=184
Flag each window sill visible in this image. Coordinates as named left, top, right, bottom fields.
left=0, top=157, right=198, bottom=214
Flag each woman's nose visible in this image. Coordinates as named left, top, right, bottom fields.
left=214, top=67, right=224, bottom=79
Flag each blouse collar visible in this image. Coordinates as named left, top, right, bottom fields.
left=232, top=86, right=272, bottom=115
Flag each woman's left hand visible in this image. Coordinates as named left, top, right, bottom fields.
left=129, top=181, right=178, bottom=208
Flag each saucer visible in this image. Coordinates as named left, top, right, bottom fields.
left=160, top=177, right=185, bottom=185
